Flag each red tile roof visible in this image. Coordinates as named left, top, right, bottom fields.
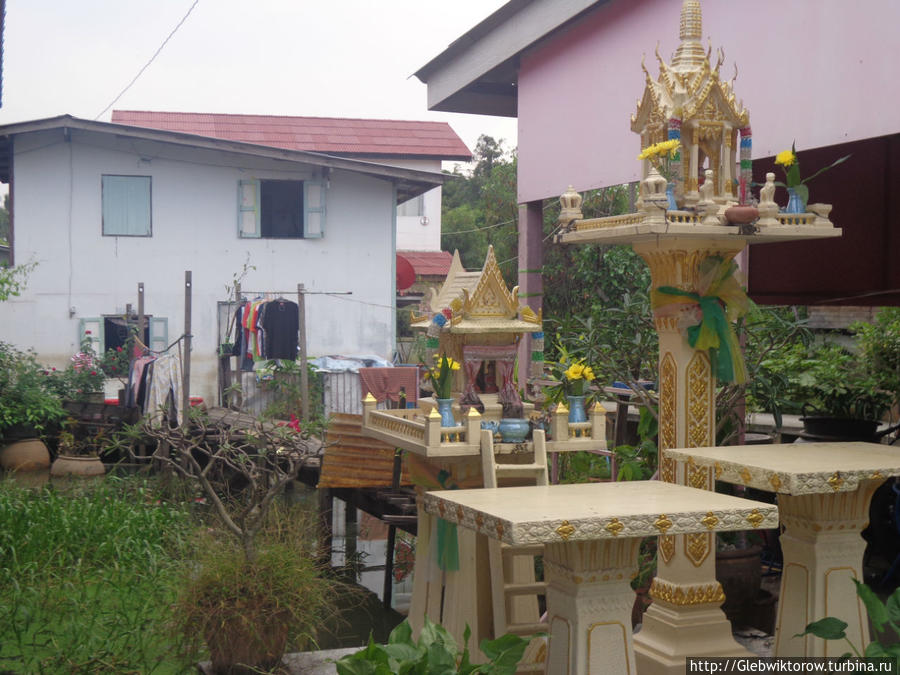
left=111, top=110, right=471, bottom=160
left=397, top=250, right=453, bottom=277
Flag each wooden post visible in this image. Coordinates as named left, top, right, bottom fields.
left=383, top=448, right=402, bottom=609
left=317, top=487, right=334, bottom=568
left=298, top=283, right=309, bottom=421
left=137, top=282, right=145, bottom=348
left=182, top=271, right=192, bottom=428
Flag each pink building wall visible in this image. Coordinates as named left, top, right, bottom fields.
left=517, top=0, right=900, bottom=203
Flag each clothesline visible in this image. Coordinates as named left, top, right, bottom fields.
left=230, top=290, right=352, bottom=296
left=133, top=332, right=192, bottom=355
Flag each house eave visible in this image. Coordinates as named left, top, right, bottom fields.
left=0, top=115, right=446, bottom=195
left=413, top=0, right=607, bottom=116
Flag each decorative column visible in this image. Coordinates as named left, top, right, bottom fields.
left=774, top=481, right=882, bottom=657
left=544, top=538, right=641, bottom=674
left=631, top=237, right=752, bottom=674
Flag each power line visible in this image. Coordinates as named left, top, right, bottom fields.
left=94, top=0, right=200, bottom=120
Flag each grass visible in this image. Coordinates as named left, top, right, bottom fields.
left=0, top=475, right=196, bottom=674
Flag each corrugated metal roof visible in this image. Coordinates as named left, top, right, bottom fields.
left=111, top=110, right=472, bottom=160
left=397, top=250, right=453, bottom=277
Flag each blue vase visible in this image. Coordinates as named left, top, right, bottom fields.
left=784, top=187, right=805, bottom=214
left=567, top=395, right=588, bottom=424
left=498, top=418, right=530, bottom=443
left=666, top=182, right=677, bottom=210
left=436, top=398, right=456, bottom=427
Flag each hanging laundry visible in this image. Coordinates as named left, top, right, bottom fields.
left=260, top=298, right=299, bottom=359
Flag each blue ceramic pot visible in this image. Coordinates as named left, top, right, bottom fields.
left=567, top=395, right=588, bottom=424
left=436, top=398, right=456, bottom=427
left=666, top=182, right=677, bottom=210
left=784, top=187, right=805, bottom=214
left=498, top=418, right=530, bottom=443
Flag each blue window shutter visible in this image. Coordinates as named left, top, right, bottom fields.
left=303, top=179, right=326, bottom=238
left=150, top=318, right=168, bottom=353
left=238, top=179, right=261, bottom=238
left=102, top=176, right=151, bottom=236
left=78, top=318, right=104, bottom=356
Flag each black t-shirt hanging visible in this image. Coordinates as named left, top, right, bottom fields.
left=261, top=299, right=299, bottom=360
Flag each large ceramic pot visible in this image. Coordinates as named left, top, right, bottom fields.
left=0, top=438, right=51, bottom=472
left=50, top=454, right=105, bottom=478
left=800, top=416, right=879, bottom=442
left=205, top=609, right=289, bottom=675
left=715, top=545, right=762, bottom=626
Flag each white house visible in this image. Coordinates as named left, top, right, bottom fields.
left=0, top=114, right=445, bottom=402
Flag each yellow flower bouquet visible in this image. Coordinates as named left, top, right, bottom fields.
left=563, top=361, right=595, bottom=397
left=428, top=354, right=460, bottom=400
left=638, top=139, right=681, bottom=181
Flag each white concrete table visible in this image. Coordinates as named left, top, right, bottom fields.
left=424, top=481, right=777, bottom=674
left=665, top=442, right=900, bottom=657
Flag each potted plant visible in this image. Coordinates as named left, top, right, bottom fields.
left=0, top=342, right=67, bottom=471
left=545, top=348, right=597, bottom=424
left=773, top=342, right=893, bottom=441
left=116, top=408, right=336, bottom=673
left=426, top=353, right=461, bottom=427
left=49, top=420, right=107, bottom=477
left=773, top=142, right=850, bottom=214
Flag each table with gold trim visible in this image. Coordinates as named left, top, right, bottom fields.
left=665, top=442, right=900, bottom=657
left=424, top=481, right=777, bottom=674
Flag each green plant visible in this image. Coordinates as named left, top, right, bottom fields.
left=258, top=358, right=328, bottom=436
left=632, top=538, right=657, bottom=591
left=428, top=353, right=461, bottom=400
left=797, top=578, right=900, bottom=662
left=0, top=258, right=37, bottom=302
left=116, top=408, right=332, bottom=671
left=0, top=476, right=195, bottom=673
left=0, top=341, right=68, bottom=438
left=717, top=305, right=812, bottom=443
left=853, top=308, right=900, bottom=409
left=56, top=419, right=114, bottom=457
left=613, top=407, right=659, bottom=481
left=767, top=342, right=893, bottom=421
left=335, top=617, right=535, bottom=675
left=171, top=504, right=346, bottom=667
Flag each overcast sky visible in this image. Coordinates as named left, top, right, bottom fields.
left=0, top=0, right=518, bottom=162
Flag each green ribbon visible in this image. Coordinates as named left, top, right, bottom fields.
left=656, top=288, right=741, bottom=383
left=652, top=257, right=750, bottom=384
left=434, top=469, right=460, bottom=572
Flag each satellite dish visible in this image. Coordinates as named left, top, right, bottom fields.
left=419, top=216, right=430, bottom=226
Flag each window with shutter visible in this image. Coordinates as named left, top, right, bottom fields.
left=237, top=178, right=326, bottom=239
left=102, top=175, right=152, bottom=236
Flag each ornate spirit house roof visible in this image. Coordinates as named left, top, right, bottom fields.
left=411, top=246, right=541, bottom=334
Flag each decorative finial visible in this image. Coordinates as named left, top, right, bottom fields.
left=671, top=0, right=706, bottom=71
left=558, top=185, right=584, bottom=226
left=680, top=0, right=702, bottom=41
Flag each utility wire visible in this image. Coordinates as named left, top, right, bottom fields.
left=95, top=0, right=200, bottom=120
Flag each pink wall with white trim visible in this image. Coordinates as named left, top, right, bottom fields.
left=517, top=0, right=900, bottom=203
